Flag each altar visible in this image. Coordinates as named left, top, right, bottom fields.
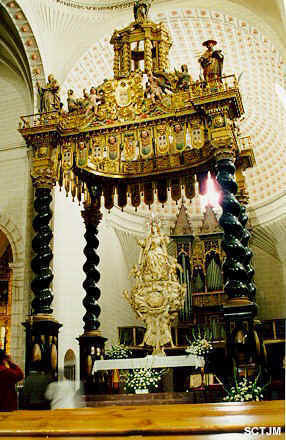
left=92, top=354, right=204, bottom=373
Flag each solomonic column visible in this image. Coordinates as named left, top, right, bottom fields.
left=23, top=139, right=62, bottom=379
left=215, top=148, right=257, bottom=370
left=78, top=186, right=107, bottom=394
left=235, top=166, right=256, bottom=302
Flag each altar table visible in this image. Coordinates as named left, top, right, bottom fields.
left=92, top=354, right=204, bottom=373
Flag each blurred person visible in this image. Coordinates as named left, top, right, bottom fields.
left=22, top=361, right=50, bottom=410
left=0, top=349, right=24, bottom=411
left=45, top=369, right=84, bottom=409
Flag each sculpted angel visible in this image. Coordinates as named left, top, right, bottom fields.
left=174, top=64, right=191, bottom=91
left=145, top=71, right=164, bottom=104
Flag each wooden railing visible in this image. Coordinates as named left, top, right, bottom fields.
left=191, top=74, right=239, bottom=98
left=19, top=111, right=59, bottom=130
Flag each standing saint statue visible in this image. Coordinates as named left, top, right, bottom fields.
left=133, top=0, right=151, bottom=22
left=198, top=40, right=224, bottom=83
left=123, top=220, right=186, bottom=355
left=37, top=74, right=60, bottom=113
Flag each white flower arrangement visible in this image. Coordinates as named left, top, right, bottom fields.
left=104, top=344, right=132, bottom=360
left=185, top=327, right=213, bottom=356
left=219, top=368, right=269, bottom=402
left=124, top=368, right=165, bottom=393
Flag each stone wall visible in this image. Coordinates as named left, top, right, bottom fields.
left=253, top=245, right=286, bottom=320
left=0, top=64, right=34, bottom=369
left=0, top=146, right=33, bottom=370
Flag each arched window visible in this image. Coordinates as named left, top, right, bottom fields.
left=0, top=231, right=13, bottom=352
left=64, top=349, right=76, bottom=382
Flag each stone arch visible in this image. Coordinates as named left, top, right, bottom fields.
left=0, top=212, right=24, bottom=267
left=0, top=212, right=26, bottom=366
left=1, top=0, right=46, bottom=107
left=64, top=348, right=76, bottom=362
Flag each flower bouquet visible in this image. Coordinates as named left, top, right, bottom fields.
left=185, top=327, right=213, bottom=356
left=104, top=344, right=132, bottom=360
left=219, top=368, right=270, bottom=402
left=124, top=368, right=165, bottom=394
left=104, top=345, right=133, bottom=393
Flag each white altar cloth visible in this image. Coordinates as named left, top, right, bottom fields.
left=92, top=354, right=204, bottom=373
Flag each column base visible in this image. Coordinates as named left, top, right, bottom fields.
left=77, top=332, right=108, bottom=395
left=27, top=314, right=60, bottom=322
left=22, top=315, right=62, bottom=378
left=222, top=300, right=257, bottom=320
left=222, top=301, right=258, bottom=371
left=80, top=330, right=103, bottom=337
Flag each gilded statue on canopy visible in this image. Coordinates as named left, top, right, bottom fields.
left=198, top=40, right=224, bottom=83
left=123, top=220, right=186, bottom=356
left=37, top=74, right=60, bottom=113
left=133, top=0, right=151, bottom=22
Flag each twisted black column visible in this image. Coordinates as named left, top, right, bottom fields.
left=79, top=200, right=107, bottom=394
left=81, top=204, right=102, bottom=332
left=239, top=205, right=256, bottom=301
left=24, top=182, right=61, bottom=380
left=216, top=158, right=258, bottom=374
left=31, top=187, right=54, bottom=314
left=216, top=158, right=249, bottom=300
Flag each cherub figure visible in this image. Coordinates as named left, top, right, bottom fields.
left=85, top=86, right=105, bottom=115
left=67, top=89, right=81, bottom=113
left=78, top=88, right=90, bottom=111
left=145, top=71, right=163, bottom=104
left=174, top=64, right=191, bottom=91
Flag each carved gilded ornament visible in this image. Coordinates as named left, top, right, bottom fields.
left=155, top=124, right=170, bottom=155
left=61, top=142, right=74, bottom=170
left=115, top=80, right=132, bottom=107
left=214, top=145, right=236, bottom=163
left=235, top=166, right=249, bottom=205
left=212, top=114, right=225, bottom=129
left=31, top=156, right=57, bottom=188
left=139, top=127, right=153, bottom=158
left=123, top=130, right=138, bottom=161
left=76, top=141, right=89, bottom=168
left=123, top=221, right=186, bottom=355
left=19, top=2, right=254, bottom=208
left=90, top=135, right=105, bottom=162
left=106, top=133, right=121, bottom=161
left=190, top=125, right=205, bottom=149
left=170, top=122, right=186, bottom=153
